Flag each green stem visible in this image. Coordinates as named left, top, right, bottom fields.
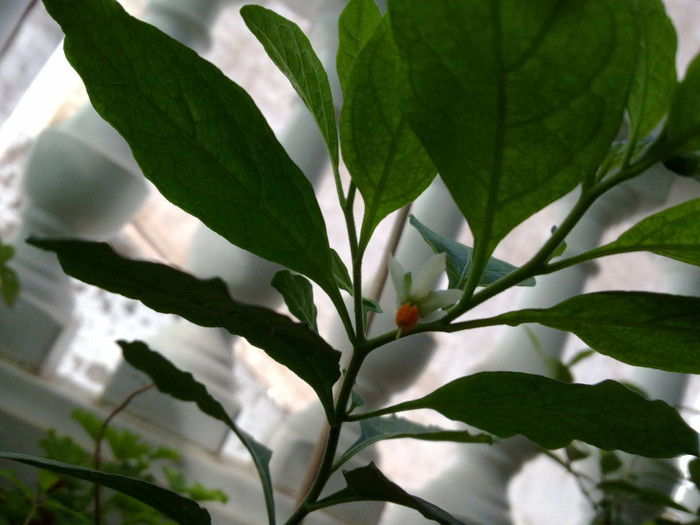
left=285, top=346, right=368, bottom=525
left=344, top=183, right=367, bottom=341
left=331, top=160, right=347, bottom=210
left=21, top=497, right=40, bottom=525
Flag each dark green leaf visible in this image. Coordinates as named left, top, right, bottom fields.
left=688, top=457, right=700, bottom=488
left=337, top=0, right=382, bottom=93
left=0, top=265, right=19, bottom=307
left=341, top=18, right=436, bottom=246
left=544, top=358, right=573, bottom=383
left=388, top=372, right=697, bottom=457
left=118, top=340, right=275, bottom=524
left=331, top=250, right=353, bottom=294
left=271, top=270, right=318, bottom=331
left=30, top=239, right=341, bottom=421
left=409, top=214, right=535, bottom=288
left=565, top=443, right=590, bottom=462
left=664, top=152, right=700, bottom=177
left=389, top=0, right=638, bottom=255
left=491, top=291, right=700, bottom=374
left=316, top=463, right=466, bottom=525
left=599, top=450, right=623, bottom=475
left=334, top=415, right=492, bottom=470
left=582, top=198, right=700, bottom=268
left=597, top=480, right=690, bottom=513
left=0, top=243, right=14, bottom=264
left=0, top=452, right=211, bottom=525
left=665, top=53, right=700, bottom=153
left=240, top=5, right=339, bottom=168
left=626, top=0, right=677, bottom=142
left=42, top=0, right=336, bottom=293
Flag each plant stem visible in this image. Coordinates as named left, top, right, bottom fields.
left=285, top=346, right=367, bottom=525
left=93, top=383, right=153, bottom=525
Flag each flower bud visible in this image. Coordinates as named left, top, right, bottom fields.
left=395, top=302, right=419, bottom=334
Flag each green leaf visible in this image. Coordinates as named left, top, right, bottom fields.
left=362, top=297, right=383, bottom=316
left=0, top=243, right=14, bottom=264
left=30, top=239, right=341, bottom=421
left=0, top=265, right=19, bottom=307
left=337, top=0, right=382, bottom=94
left=688, top=457, right=700, bottom=489
left=240, top=5, right=339, bottom=169
left=118, top=340, right=275, bottom=525
left=565, top=443, right=590, bottom=462
left=665, top=52, right=700, bottom=153
left=491, top=291, right=700, bottom=374
left=0, top=452, right=211, bottom=525
left=331, top=250, right=353, bottom=294
left=409, top=214, right=535, bottom=288
left=626, top=0, right=677, bottom=142
left=271, top=270, right=318, bottom=331
left=388, top=372, right=698, bottom=457
left=580, top=198, right=700, bottom=268
left=70, top=409, right=102, bottom=442
left=316, top=463, right=467, bottom=525
left=388, top=0, right=638, bottom=256
left=334, top=415, right=492, bottom=470
left=38, top=431, right=91, bottom=466
left=348, top=390, right=366, bottom=414
left=597, top=138, right=654, bottom=180
left=341, top=18, right=436, bottom=246
left=597, top=480, right=691, bottom=513
left=664, top=152, right=700, bottom=178
left=42, top=0, right=336, bottom=294
left=599, top=450, right=623, bottom=475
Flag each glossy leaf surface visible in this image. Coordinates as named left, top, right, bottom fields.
left=410, top=214, right=535, bottom=288
left=119, top=340, right=275, bottom=524
left=30, top=239, right=341, bottom=419
left=389, top=0, right=638, bottom=254
left=341, top=18, right=436, bottom=246
left=492, top=291, right=700, bottom=374
left=241, top=5, right=339, bottom=168
left=334, top=415, right=492, bottom=470
left=42, top=0, right=335, bottom=293
left=337, top=0, right=382, bottom=93
left=317, top=463, right=466, bottom=525
left=390, top=372, right=697, bottom=457
left=0, top=452, right=211, bottom=525
left=271, top=270, right=318, bottom=331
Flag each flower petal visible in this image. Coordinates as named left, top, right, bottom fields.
left=388, top=255, right=409, bottom=304
left=417, top=288, right=462, bottom=317
left=412, top=253, right=447, bottom=300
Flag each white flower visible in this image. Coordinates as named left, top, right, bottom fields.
left=388, top=253, right=462, bottom=333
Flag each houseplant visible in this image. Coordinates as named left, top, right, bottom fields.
left=3, top=0, right=700, bottom=523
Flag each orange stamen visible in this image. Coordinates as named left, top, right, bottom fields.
left=395, top=302, right=419, bottom=334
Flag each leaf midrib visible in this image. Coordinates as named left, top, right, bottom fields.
left=77, top=14, right=333, bottom=290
